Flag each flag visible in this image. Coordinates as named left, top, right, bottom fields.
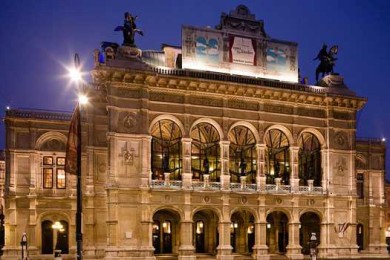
left=65, top=105, right=80, bottom=175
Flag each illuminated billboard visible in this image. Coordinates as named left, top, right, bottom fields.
left=182, top=26, right=298, bottom=82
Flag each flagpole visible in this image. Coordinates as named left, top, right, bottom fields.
left=74, top=53, right=83, bottom=260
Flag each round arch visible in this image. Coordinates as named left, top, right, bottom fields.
left=299, top=209, right=323, bottom=223
left=266, top=208, right=292, bottom=221
left=190, top=118, right=224, bottom=140
left=264, top=125, right=293, bottom=145
left=298, top=128, right=326, bottom=148
left=230, top=206, right=259, bottom=223
left=37, top=211, right=71, bottom=255
left=229, top=121, right=260, bottom=144
left=151, top=206, right=184, bottom=222
left=192, top=206, right=222, bottom=221
left=35, top=132, right=67, bottom=150
left=149, top=114, right=185, bottom=136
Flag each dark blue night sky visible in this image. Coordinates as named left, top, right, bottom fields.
left=1, top=0, right=390, bottom=176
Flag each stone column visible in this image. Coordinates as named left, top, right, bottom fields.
left=220, top=141, right=230, bottom=190
left=290, top=146, right=300, bottom=193
left=181, top=138, right=193, bottom=189
left=240, top=176, right=247, bottom=190
left=140, top=136, right=152, bottom=188
left=252, top=221, right=269, bottom=259
left=204, top=174, right=210, bottom=188
left=308, top=179, right=314, bottom=192
left=286, top=222, right=303, bottom=259
left=256, top=144, right=266, bottom=191
left=164, top=172, right=171, bottom=186
left=217, top=221, right=234, bottom=260
left=179, top=220, right=196, bottom=260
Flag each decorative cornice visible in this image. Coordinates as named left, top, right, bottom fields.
left=5, top=109, right=72, bottom=121
left=91, top=67, right=367, bottom=110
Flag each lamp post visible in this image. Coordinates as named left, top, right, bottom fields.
left=66, top=53, right=87, bottom=260
left=52, top=221, right=64, bottom=258
left=75, top=53, right=83, bottom=260
left=20, top=232, right=27, bottom=260
left=310, top=232, right=317, bottom=260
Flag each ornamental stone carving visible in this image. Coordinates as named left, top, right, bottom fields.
left=334, top=131, right=348, bottom=149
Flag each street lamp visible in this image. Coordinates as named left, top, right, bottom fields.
left=65, top=53, right=88, bottom=260
left=20, top=232, right=27, bottom=260
left=310, top=232, right=317, bottom=260
left=52, top=221, right=64, bottom=253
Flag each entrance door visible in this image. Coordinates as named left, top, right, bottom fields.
left=356, top=224, right=364, bottom=251
left=195, top=221, right=205, bottom=253
left=42, top=220, right=54, bottom=254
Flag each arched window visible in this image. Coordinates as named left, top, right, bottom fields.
left=191, top=123, right=221, bottom=182
left=151, top=119, right=182, bottom=180
left=265, top=129, right=290, bottom=185
left=228, top=125, right=257, bottom=183
left=298, top=133, right=322, bottom=186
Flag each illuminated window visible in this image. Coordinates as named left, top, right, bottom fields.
left=191, top=123, right=221, bottom=182
left=43, top=168, right=53, bottom=188
left=298, top=133, right=322, bottom=186
left=150, top=120, right=182, bottom=180
left=265, top=129, right=290, bottom=185
left=42, top=155, right=66, bottom=189
left=228, top=125, right=257, bottom=183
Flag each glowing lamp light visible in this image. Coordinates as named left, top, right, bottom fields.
left=52, top=221, right=64, bottom=232
left=68, top=67, right=82, bottom=83
left=382, top=137, right=386, bottom=142
left=78, top=94, right=89, bottom=105
left=6, top=106, right=10, bottom=110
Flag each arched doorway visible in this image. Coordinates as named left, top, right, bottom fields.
left=193, top=209, right=219, bottom=255
left=153, top=209, right=181, bottom=255
left=41, top=220, right=69, bottom=254
left=300, top=212, right=321, bottom=255
left=231, top=210, right=255, bottom=255
left=356, top=223, right=364, bottom=251
left=266, top=211, right=288, bottom=254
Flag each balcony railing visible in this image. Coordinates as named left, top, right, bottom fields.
left=150, top=180, right=324, bottom=195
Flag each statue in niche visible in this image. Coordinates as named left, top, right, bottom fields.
left=115, top=12, right=144, bottom=47
left=314, top=44, right=338, bottom=81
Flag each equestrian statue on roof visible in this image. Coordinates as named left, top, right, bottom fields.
left=314, top=44, right=338, bottom=82
left=115, top=12, right=144, bottom=47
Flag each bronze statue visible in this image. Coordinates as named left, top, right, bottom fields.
left=314, top=44, right=338, bottom=81
left=115, top=12, right=143, bottom=47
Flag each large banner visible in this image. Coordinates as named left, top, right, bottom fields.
left=182, top=26, right=298, bottom=83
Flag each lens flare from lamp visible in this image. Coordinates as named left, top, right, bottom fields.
left=68, top=67, right=82, bottom=83
left=78, top=95, right=89, bottom=105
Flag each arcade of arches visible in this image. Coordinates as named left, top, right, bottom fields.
left=150, top=208, right=322, bottom=257
left=150, top=119, right=322, bottom=187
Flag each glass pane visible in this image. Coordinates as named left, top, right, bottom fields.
left=265, top=129, right=290, bottom=184
left=43, top=168, right=53, bottom=188
left=150, top=120, right=183, bottom=180
left=190, top=123, right=221, bottom=181
left=56, top=157, right=65, bottom=166
left=56, top=169, right=66, bottom=189
left=43, top=156, right=53, bottom=165
left=228, top=126, right=257, bottom=183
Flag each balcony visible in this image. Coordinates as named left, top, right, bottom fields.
left=150, top=179, right=324, bottom=195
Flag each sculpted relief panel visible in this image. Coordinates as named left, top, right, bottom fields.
left=117, top=140, right=140, bottom=177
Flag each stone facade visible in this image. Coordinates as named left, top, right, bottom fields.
left=2, top=5, right=388, bottom=260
